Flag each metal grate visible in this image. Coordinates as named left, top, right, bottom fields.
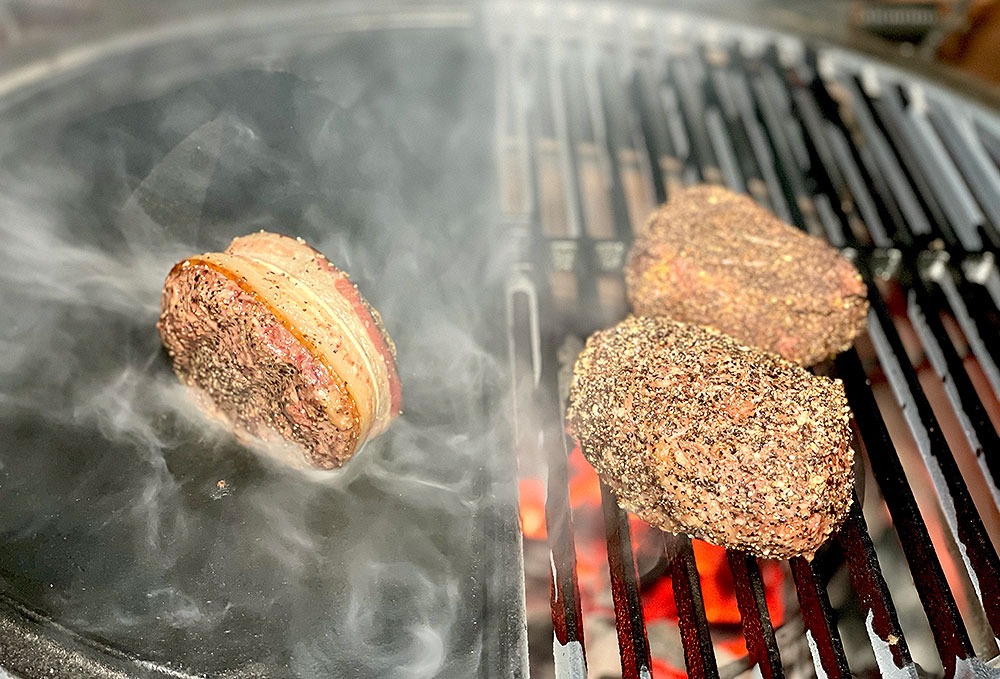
left=493, top=3, right=1000, bottom=678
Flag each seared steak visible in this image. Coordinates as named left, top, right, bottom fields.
left=158, top=232, right=400, bottom=469
left=625, top=185, right=868, bottom=366
left=566, top=315, right=854, bottom=559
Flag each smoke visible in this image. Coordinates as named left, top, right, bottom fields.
left=0, top=29, right=508, bottom=679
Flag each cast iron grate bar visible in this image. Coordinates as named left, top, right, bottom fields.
left=501, top=34, right=589, bottom=679
left=495, top=10, right=1000, bottom=677
left=695, top=54, right=938, bottom=678
left=789, top=557, right=851, bottom=679
left=563, top=55, right=619, bottom=243
left=699, top=61, right=744, bottom=195
left=979, top=122, right=1000, bottom=167
left=600, top=480, right=655, bottom=679
left=835, top=75, right=1000, bottom=366
left=834, top=75, right=933, bottom=240
left=600, top=51, right=805, bottom=678
left=928, top=266, right=1000, bottom=403
left=906, top=263, right=1000, bottom=510
left=727, top=550, right=784, bottom=679
left=701, top=51, right=774, bottom=209
left=669, top=57, right=722, bottom=185
left=590, top=49, right=733, bottom=679
left=789, top=68, right=1000, bottom=398
left=584, top=57, right=640, bottom=242
left=496, top=39, right=534, bottom=220
left=545, top=407, right=588, bottom=677
left=531, top=40, right=582, bottom=240
left=562, top=48, right=659, bottom=678
left=835, top=497, right=918, bottom=678
left=749, top=64, right=815, bottom=232
left=523, top=35, right=656, bottom=679
left=660, top=54, right=720, bottom=191
left=630, top=61, right=682, bottom=203
left=594, top=55, right=657, bottom=237
left=891, top=87, right=994, bottom=250
left=871, top=254, right=1000, bottom=642
left=814, top=92, right=1000, bottom=638
left=788, top=63, right=1000, bottom=650
left=617, top=46, right=854, bottom=679
left=508, top=250, right=589, bottom=679
left=710, top=45, right=988, bottom=669
left=862, top=83, right=967, bottom=249
left=837, top=348, right=973, bottom=676
left=675, top=55, right=868, bottom=678
left=662, top=534, right=720, bottom=679
left=924, top=103, right=1000, bottom=248
left=724, top=64, right=795, bottom=224
left=822, top=82, right=1000, bottom=645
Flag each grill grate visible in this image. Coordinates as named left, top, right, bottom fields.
left=493, top=3, right=1000, bottom=678
left=663, top=533, right=718, bottom=679
left=727, top=550, right=783, bottom=678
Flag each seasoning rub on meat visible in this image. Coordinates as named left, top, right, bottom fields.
left=158, top=231, right=401, bottom=469
left=566, top=315, right=854, bottom=560
left=625, top=185, right=868, bottom=366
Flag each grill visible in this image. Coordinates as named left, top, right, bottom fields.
left=493, top=3, right=1000, bottom=678
left=1, top=2, right=1000, bottom=678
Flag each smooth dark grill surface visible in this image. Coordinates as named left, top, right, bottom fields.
left=493, top=3, right=1000, bottom=678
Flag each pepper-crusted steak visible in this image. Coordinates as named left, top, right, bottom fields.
left=158, top=231, right=401, bottom=469
left=566, top=315, right=854, bottom=559
left=625, top=185, right=868, bottom=366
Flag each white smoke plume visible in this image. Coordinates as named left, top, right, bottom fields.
left=0, top=28, right=512, bottom=679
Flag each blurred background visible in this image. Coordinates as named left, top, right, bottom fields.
left=1, top=0, right=999, bottom=85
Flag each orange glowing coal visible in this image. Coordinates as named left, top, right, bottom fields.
left=518, top=444, right=787, bottom=638
left=518, top=477, right=547, bottom=541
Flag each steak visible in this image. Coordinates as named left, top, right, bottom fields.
left=625, top=184, right=868, bottom=366
left=566, top=315, right=854, bottom=560
left=158, top=232, right=401, bottom=469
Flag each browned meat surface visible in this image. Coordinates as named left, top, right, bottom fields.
left=566, top=315, right=854, bottom=559
left=160, top=264, right=360, bottom=468
left=158, top=232, right=400, bottom=469
left=625, top=185, right=868, bottom=366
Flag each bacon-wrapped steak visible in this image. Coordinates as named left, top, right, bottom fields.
left=158, top=231, right=401, bottom=469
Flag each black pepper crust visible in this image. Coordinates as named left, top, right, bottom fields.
left=566, top=316, right=854, bottom=560
left=159, top=263, right=360, bottom=469
left=289, top=235, right=398, bottom=363
left=625, top=185, right=869, bottom=366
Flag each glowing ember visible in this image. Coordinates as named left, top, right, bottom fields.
left=518, top=477, right=547, bottom=540
left=651, top=657, right=691, bottom=679
left=518, top=444, right=788, bottom=667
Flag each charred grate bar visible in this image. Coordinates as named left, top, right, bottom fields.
left=545, top=391, right=587, bottom=676
left=492, top=3, right=1000, bottom=678
left=601, top=481, right=654, bottom=679
left=662, top=534, right=719, bottom=679
left=788, top=556, right=851, bottom=679
left=835, top=496, right=917, bottom=676
left=727, top=550, right=784, bottom=679
left=837, top=347, right=975, bottom=673
left=790, top=68, right=1000, bottom=639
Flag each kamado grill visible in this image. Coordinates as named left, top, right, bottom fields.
left=0, top=1, right=1000, bottom=678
